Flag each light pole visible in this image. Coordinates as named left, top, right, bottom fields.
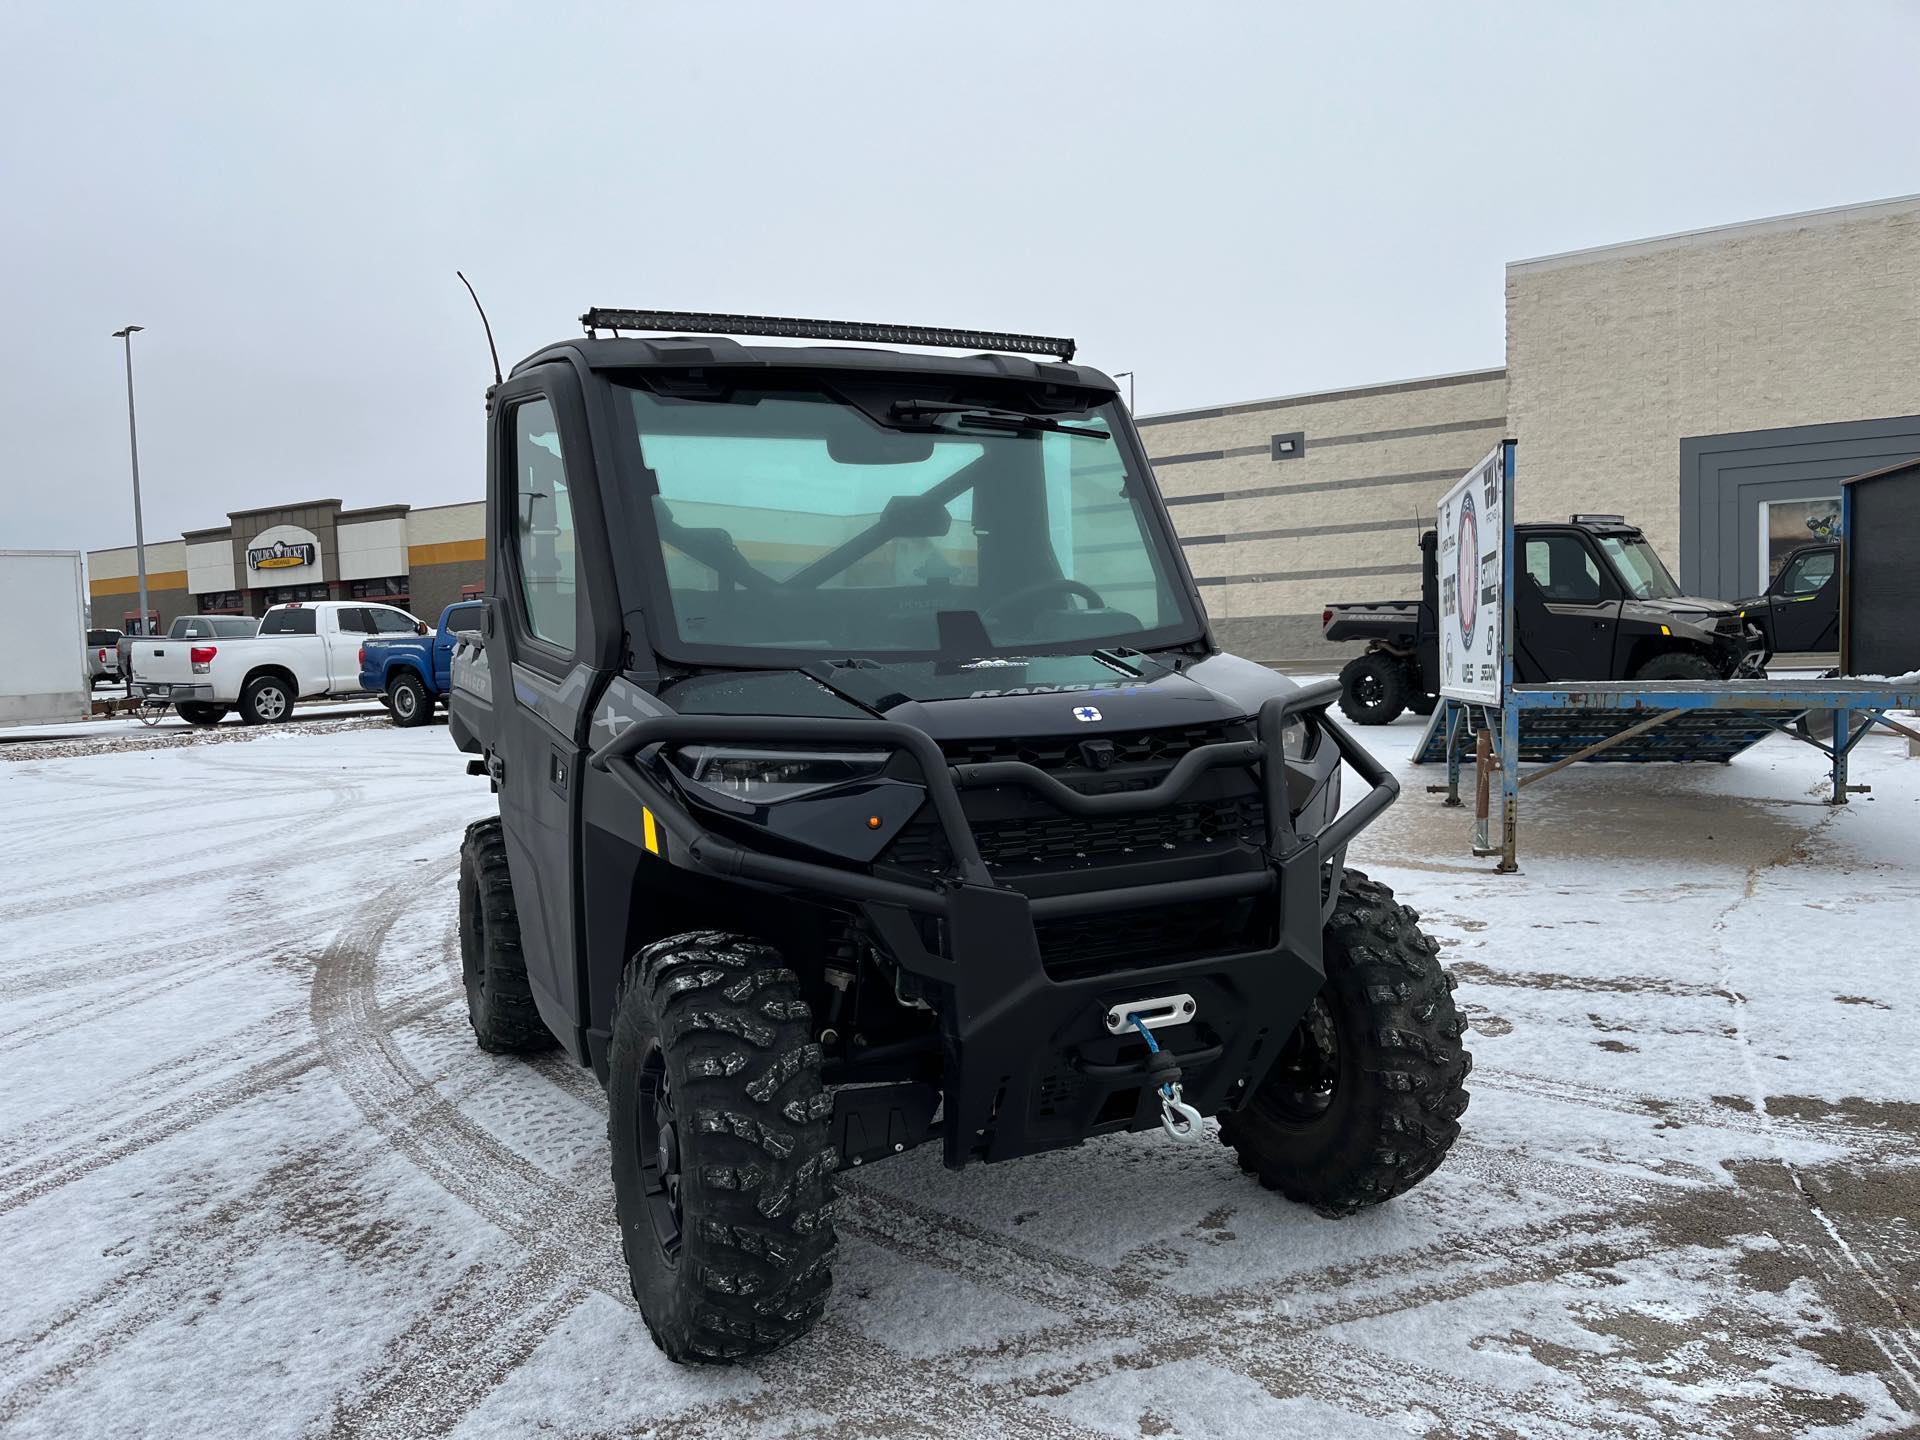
left=1113, top=370, right=1136, bottom=413
left=112, top=325, right=150, bottom=635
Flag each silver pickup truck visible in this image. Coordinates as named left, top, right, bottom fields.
left=115, top=615, right=259, bottom=689
left=86, top=628, right=123, bottom=687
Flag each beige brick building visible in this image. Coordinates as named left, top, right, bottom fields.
left=1147, top=193, right=1920, bottom=664
left=89, top=499, right=485, bottom=635
left=1138, top=370, right=1508, bottom=663
left=1507, top=193, right=1920, bottom=597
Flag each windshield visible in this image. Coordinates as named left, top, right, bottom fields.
left=1594, top=535, right=1682, bottom=600
left=622, top=380, right=1197, bottom=659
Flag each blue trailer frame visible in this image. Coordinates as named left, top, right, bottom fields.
left=1419, top=448, right=1920, bottom=871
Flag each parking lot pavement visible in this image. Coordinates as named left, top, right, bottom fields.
left=2, top=719, right=1916, bottom=1438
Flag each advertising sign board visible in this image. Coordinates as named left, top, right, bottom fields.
left=1437, top=445, right=1509, bottom=703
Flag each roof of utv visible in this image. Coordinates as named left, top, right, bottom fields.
left=512, top=335, right=1119, bottom=391
left=509, top=310, right=1118, bottom=391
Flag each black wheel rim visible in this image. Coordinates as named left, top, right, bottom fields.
left=395, top=687, right=416, bottom=718
left=1355, top=673, right=1384, bottom=707
left=1265, top=997, right=1340, bottom=1122
left=636, top=1044, right=683, bottom=1261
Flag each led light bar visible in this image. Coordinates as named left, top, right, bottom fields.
left=581, top=308, right=1076, bottom=362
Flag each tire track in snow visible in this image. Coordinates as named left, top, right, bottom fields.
left=0, top=983, right=456, bottom=1217
left=0, top=801, right=447, bottom=925
left=1475, top=1065, right=1920, bottom=1167
left=1708, top=822, right=1920, bottom=1408
left=302, top=864, right=644, bottom=1437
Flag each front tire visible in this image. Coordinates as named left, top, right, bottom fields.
left=1338, top=652, right=1409, bottom=725
left=388, top=671, right=432, bottom=728
left=609, top=931, right=837, bottom=1364
left=176, top=702, right=229, bottom=727
left=1220, top=872, right=1470, bottom=1216
left=457, top=818, right=556, bottom=1053
left=238, top=674, right=295, bottom=725
left=1633, top=651, right=1720, bottom=682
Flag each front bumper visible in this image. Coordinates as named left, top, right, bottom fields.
left=589, top=679, right=1396, bottom=1166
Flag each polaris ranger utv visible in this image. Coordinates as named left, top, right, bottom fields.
left=1324, top=517, right=1763, bottom=724
left=447, top=310, right=1471, bottom=1363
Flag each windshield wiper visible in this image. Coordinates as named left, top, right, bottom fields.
left=889, top=400, right=1109, bottom=439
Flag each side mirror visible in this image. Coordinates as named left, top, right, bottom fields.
left=416, top=621, right=429, bottom=635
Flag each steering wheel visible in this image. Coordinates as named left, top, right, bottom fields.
left=982, top=576, right=1107, bottom=622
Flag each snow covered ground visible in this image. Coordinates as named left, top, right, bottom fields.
left=2, top=713, right=1917, bottom=1439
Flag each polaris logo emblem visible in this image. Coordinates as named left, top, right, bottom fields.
left=1072, top=705, right=1102, bottom=723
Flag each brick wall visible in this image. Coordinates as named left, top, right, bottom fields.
left=1506, top=196, right=1920, bottom=567
left=1137, top=370, right=1508, bottom=665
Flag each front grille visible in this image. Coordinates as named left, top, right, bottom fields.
left=882, top=718, right=1266, bottom=877
left=1035, top=896, right=1262, bottom=981
left=887, top=792, right=1264, bottom=873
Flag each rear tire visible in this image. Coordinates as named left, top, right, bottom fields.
left=1338, top=652, right=1408, bottom=725
left=457, top=817, right=556, bottom=1054
left=1220, top=871, right=1470, bottom=1216
left=176, top=702, right=228, bottom=727
left=1633, top=651, right=1719, bottom=682
left=238, top=674, right=294, bottom=725
left=388, top=671, right=432, bottom=728
left=609, top=931, right=837, bottom=1364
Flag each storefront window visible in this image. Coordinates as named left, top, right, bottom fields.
left=1760, top=497, right=1842, bottom=583
left=349, top=576, right=411, bottom=601
left=262, top=583, right=330, bottom=606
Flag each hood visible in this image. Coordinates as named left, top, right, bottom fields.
left=660, top=650, right=1299, bottom=741
left=1630, top=594, right=1739, bottom=620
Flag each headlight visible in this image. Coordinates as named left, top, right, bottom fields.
left=1281, top=716, right=1311, bottom=760
left=668, top=746, right=889, bottom=804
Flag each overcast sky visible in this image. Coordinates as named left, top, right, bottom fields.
left=6, top=1, right=1918, bottom=556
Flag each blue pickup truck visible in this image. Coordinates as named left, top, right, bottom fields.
left=359, top=601, right=484, bottom=727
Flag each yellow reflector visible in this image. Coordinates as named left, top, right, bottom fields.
left=1659, top=624, right=1671, bottom=636
left=643, top=808, right=661, bottom=855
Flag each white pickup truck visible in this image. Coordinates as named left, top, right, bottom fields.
left=131, top=600, right=423, bottom=725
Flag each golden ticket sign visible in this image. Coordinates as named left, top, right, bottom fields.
left=247, top=540, right=317, bottom=570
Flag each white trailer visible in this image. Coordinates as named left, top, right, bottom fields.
left=0, top=550, right=90, bottom=726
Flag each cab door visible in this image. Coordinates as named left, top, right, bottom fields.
left=1515, top=531, right=1623, bottom=681
left=326, top=607, right=372, bottom=691
left=485, top=372, right=600, bottom=1050
left=1768, top=545, right=1840, bottom=653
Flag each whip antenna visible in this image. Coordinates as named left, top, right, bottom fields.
left=457, top=271, right=503, bottom=386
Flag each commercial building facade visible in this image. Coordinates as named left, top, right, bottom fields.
left=88, top=498, right=484, bottom=633
left=1144, top=193, right=1920, bottom=663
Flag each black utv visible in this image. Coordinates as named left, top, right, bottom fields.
left=1323, top=517, right=1763, bottom=724
left=447, top=310, right=1471, bottom=1363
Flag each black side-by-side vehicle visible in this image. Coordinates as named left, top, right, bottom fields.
left=447, top=310, right=1471, bottom=1362
left=1323, top=517, right=1765, bottom=724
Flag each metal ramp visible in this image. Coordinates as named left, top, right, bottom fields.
left=1413, top=694, right=1806, bottom=766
